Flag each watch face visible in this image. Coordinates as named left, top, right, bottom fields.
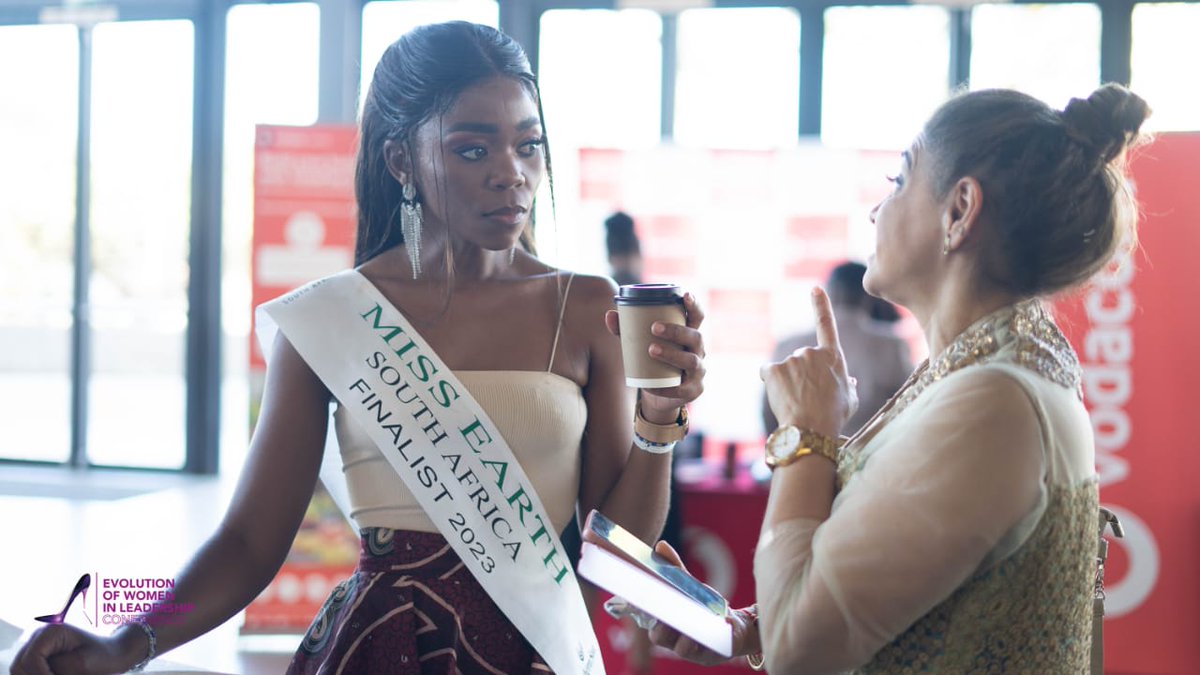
left=768, top=425, right=801, bottom=461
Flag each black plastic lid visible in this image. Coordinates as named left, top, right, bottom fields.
left=614, top=283, right=683, bottom=306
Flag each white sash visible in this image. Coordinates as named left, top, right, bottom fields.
left=256, top=270, right=602, bottom=675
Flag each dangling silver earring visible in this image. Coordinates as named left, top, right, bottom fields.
left=942, top=232, right=952, bottom=256
left=508, top=247, right=517, bottom=265
left=401, top=182, right=423, bottom=279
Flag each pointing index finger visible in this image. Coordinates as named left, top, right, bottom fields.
left=812, top=286, right=842, bottom=352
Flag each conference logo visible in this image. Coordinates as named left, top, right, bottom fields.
left=35, top=573, right=195, bottom=627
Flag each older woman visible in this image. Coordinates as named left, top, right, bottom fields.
left=651, top=83, right=1149, bottom=673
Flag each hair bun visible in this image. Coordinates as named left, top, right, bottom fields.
left=1060, top=83, right=1151, bottom=164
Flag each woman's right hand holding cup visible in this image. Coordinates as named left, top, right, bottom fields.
left=605, top=288, right=707, bottom=422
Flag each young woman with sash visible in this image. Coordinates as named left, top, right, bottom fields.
left=12, top=22, right=706, bottom=675
left=646, top=84, right=1150, bottom=673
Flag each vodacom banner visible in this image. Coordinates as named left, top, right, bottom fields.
left=1055, top=133, right=1200, bottom=675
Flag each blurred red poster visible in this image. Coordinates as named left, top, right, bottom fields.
left=706, top=288, right=772, bottom=355
left=640, top=214, right=699, bottom=280
left=783, top=215, right=849, bottom=281
left=1055, top=133, right=1200, bottom=675
left=251, top=124, right=357, bottom=369
left=579, top=148, right=625, bottom=203
left=242, top=563, right=357, bottom=634
left=708, top=149, right=774, bottom=206
left=246, top=124, right=361, bottom=634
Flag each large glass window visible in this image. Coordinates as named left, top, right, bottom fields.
left=360, top=0, right=498, bottom=108
left=0, top=25, right=78, bottom=463
left=223, top=3, right=320, bottom=472
left=1132, top=3, right=1200, bottom=131
left=87, top=19, right=195, bottom=468
left=971, top=3, right=1101, bottom=108
left=822, top=6, right=950, bottom=150
left=539, top=9, right=662, bottom=150
left=537, top=9, right=663, bottom=272
left=674, top=7, right=801, bottom=148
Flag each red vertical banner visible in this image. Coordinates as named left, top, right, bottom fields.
left=578, top=148, right=626, bottom=203
left=640, top=214, right=701, bottom=280
left=244, top=124, right=360, bottom=633
left=250, top=124, right=358, bottom=371
left=1055, top=133, right=1200, bottom=674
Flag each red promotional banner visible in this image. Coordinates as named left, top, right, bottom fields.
left=250, top=124, right=358, bottom=370
left=1055, top=133, right=1200, bottom=675
left=245, top=124, right=361, bottom=633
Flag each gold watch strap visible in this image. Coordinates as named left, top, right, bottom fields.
left=769, top=428, right=840, bottom=469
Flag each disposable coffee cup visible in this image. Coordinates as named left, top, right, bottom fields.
left=614, top=284, right=686, bottom=388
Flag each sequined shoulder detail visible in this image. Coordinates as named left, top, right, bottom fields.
left=905, top=300, right=1080, bottom=409
left=1010, top=301, right=1082, bottom=394
left=838, top=300, right=1081, bottom=484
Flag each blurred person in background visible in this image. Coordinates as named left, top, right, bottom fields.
left=761, top=261, right=912, bottom=436
left=604, top=211, right=643, bottom=287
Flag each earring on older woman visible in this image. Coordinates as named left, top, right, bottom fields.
left=401, top=182, right=423, bottom=279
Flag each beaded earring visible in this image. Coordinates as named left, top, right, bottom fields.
left=401, top=182, right=423, bottom=279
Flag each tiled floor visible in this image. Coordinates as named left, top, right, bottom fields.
left=0, top=465, right=296, bottom=674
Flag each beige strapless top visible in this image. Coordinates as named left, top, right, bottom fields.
left=334, top=369, right=587, bottom=535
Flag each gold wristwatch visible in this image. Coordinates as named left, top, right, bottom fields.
left=764, top=424, right=840, bottom=470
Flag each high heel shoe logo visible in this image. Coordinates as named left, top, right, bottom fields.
left=37, top=572, right=193, bottom=627
left=35, top=573, right=91, bottom=625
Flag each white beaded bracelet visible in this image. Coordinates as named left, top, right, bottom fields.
left=633, top=432, right=676, bottom=454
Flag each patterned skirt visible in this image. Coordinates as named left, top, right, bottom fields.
left=286, top=528, right=552, bottom=674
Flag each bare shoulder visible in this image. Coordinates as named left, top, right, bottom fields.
left=564, top=272, right=619, bottom=308
left=559, top=272, right=619, bottom=342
